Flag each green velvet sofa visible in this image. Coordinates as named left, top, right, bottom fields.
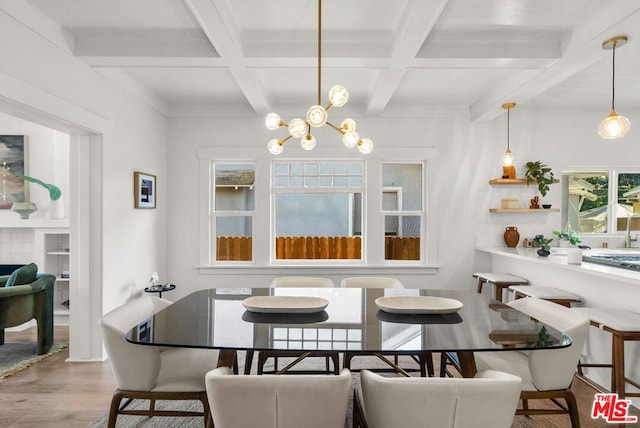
left=0, top=264, right=55, bottom=355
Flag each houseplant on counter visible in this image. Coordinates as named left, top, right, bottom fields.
left=532, top=234, right=553, bottom=257
left=553, top=229, right=581, bottom=247
left=524, top=161, right=555, bottom=200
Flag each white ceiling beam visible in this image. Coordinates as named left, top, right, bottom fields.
left=184, top=0, right=270, bottom=115
left=0, top=0, right=74, bottom=55
left=365, top=0, right=451, bottom=116
left=80, top=56, right=228, bottom=68
left=470, top=0, right=640, bottom=122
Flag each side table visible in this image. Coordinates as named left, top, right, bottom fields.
left=144, top=283, right=176, bottom=299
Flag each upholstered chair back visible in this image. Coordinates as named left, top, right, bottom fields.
left=358, top=369, right=521, bottom=428
left=341, top=276, right=404, bottom=289
left=206, top=367, right=352, bottom=428
left=99, top=296, right=171, bottom=391
left=270, top=276, right=334, bottom=288
left=508, top=297, right=590, bottom=391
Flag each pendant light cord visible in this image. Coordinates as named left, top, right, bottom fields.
left=507, top=108, right=510, bottom=151
left=611, top=42, right=616, bottom=111
left=317, top=0, right=322, bottom=106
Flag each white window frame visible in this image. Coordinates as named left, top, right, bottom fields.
left=198, top=147, right=437, bottom=268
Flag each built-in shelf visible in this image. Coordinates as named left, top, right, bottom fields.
left=0, top=218, right=70, bottom=229
left=489, top=178, right=560, bottom=185
left=489, top=208, right=560, bottom=213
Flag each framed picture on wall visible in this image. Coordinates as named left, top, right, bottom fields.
left=134, top=171, right=156, bottom=209
left=0, top=135, right=28, bottom=209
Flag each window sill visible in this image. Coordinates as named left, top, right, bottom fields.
left=196, top=264, right=439, bottom=276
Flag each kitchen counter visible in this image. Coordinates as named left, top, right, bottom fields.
left=476, top=246, right=640, bottom=285
left=476, top=246, right=640, bottom=400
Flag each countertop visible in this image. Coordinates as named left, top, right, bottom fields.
left=476, top=246, right=640, bottom=284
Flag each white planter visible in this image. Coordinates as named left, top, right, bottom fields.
left=49, top=197, right=65, bottom=219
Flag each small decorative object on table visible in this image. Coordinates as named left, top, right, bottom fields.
left=542, top=204, right=552, bottom=209
left=553, top=229, right=581, bottom=247
left=144, top=272, right=175, bottom=298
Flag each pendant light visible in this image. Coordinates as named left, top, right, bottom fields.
left=501, top=102, right=516, bottom=179
left=598, top=36, right=630, bottom=139
left=265, top=0, right=373, bottom=155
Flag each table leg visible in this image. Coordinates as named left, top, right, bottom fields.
left=612, top=334, right=625, bottom=398
left=457, top=352, right=477, bottom=378
left=217, top=349, right=237, bottom=371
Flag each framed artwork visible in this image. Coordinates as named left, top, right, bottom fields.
left=134, top=171, right=156, bottom=209
left=0, top=135, right=28, bottom=209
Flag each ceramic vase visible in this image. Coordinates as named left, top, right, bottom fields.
left=503, top=226, right=520, bottom=248
left=11, top=202, right=37, bottom=219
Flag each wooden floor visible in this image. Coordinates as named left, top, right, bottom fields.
left=1, top=326, right=638, bottom=428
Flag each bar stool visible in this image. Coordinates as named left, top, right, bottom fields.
left=572, top=307, right=640, bottom=399
left=508, top=285, right=582, bottom=308
left=473, top=272, right=529, bottom=302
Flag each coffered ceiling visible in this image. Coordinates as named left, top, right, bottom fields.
left=20, top=0, right=640, bottom=120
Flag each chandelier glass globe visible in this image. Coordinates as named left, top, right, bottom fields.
left=267, top=138, right=283, bottom=155
left=265, top=112, right=281, bottom=130
left=343, top=131, right=359, bottom=148
left=301, top=134, right=317, bottom=151
left=288, top=118, right=307, bottom=138
left=358, top=138, right=373, bottom=154
left=306, top=105, right=328, bottom=127
left=328, top=85, right=349, bottom=107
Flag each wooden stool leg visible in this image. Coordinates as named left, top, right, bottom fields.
left=612, top=334, right=625, bottom=398
left=476, top=278, right=486, bottom=294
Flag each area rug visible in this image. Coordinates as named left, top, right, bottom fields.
left=0, top=341, right=68, bottom=381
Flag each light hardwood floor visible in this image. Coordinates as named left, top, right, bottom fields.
left=1, top=326, right=638, bottom=428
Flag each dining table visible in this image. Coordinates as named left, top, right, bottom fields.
left=126, top=287, right=571, bottom=377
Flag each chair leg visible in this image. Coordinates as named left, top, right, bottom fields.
left=107, top=391, right=124, bottom=428
left=565, top=391, right=581, bottom=428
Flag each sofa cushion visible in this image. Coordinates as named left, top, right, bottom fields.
left=5, top=262, right=38, bottom=287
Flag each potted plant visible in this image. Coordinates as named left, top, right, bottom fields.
left=524, top=161, right=555, bottom=198
left=532, top=234, right=553, bottom=257
left=553, top=229, right=581, bottom=247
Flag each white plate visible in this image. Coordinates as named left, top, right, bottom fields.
left=242, top=296, right=329, bottom=314
left=375, top=296, right=463, bottom=315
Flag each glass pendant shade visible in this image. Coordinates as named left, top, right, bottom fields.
left=267, top=138, right=283, bottom=155
left=598, top=109, right=631, bottom=139
left=343, top=131, right=359, bottom=148
left=288, top=118, right=307, bottom=138
left=502, top=149, right=514, bottom=167
left=301, top=134, right=316, bottom=151
left=306, top=105, right=328, bottom=127
left=341, top=118, right=356, bottom=132
left=328, top=85, right=349, bottom=107
left=265, top=112, right=281, bottom=130
left=358, top=138, right=373, bottom=154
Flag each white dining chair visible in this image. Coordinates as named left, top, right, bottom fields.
left=255, top=276, right=339, bottom=375
left=473, top=297, right=590, bottom=428
left=341, top=276, right=433, bottom=376
left=340, top=276, right=403, bottom=289
left=100, top=295, right=220, bottom=428
left=206, top=366, right=352, bottom=428
left=353, top=369, right=522, bottom=428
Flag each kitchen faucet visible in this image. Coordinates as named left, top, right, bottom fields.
left=625, top=212, right=640, bottom=248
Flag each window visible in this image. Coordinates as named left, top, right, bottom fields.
left=212, top=163, right=255, bottom=261
left=564, top=170, right=640, bottom=235
left=274, top=161, right=363, bottom=260
left=199, top=147, right=436, bottom=268
left=382, top=163, right=424, bottom=260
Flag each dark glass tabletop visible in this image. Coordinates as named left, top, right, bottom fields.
left=127, top=288, right=570, bottom=354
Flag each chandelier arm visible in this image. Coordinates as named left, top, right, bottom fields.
left=281, top=135, right=293, bottom=144
left=326, top=121, right=344, bottom=135
left=317, top=0, right=322, bottom=106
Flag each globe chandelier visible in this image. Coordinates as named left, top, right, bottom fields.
left=598, top=36, right=630, bottom=139
left=266, top=0, right=373, bottom=155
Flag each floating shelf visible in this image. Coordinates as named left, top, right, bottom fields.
left=489, top=208, right=560, bottom=213
left=489, top=178, right=560, bottom=185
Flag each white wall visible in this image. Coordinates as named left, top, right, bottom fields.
left=0, top=8, right=168, bottom=360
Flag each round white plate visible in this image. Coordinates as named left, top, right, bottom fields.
left=375, top=296, right=463, bottom=315
left=242, top=296, right=329, bottom=313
